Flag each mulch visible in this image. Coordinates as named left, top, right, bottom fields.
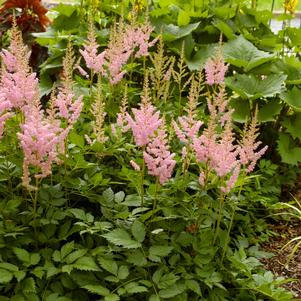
left=261, top=222, right=301, bottom=298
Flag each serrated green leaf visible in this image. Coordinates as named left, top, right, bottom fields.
left=149, top=295, right=160, bottom=301
left=62, top=264, right=73, bottom=274
left=277, top=132, right=301, bottom=165
left=124, top=282, right=148, bottom=294
left=186, top=279, right=201, bottom=295
left=104, top=294, right=120, bottom=301
left=65, top=249, right=88, bottom=264
left=74, top=256, right=100, bottom=271
left=14, top=270, right=26, bottom=282
left=159, top=283, right=184, bottom=299
left=223, top=36, right=275, bottom=71
left=82, top=284, right=110, bottom=296
left=0, top=268, right=13, bottom=283
left=282, top=113, right=301, bottom=140
left=68, top=208, right=88, bottom=221
left=131, top=220, right=145, bottom=242
left=102, top=229, right=141, bottom=249
left=61, top=241, right=75, bottom=260
left=149, top=246, right=173, bottom=262
left=13, top=248, right=30, bottom=263
left=118, top=265, right=129, bottom=280
left=127, top=249, right=147, bottom=266
left=30, top=253, right=41, bottom=266
left=114, top=191, right=125, bottom=203
left=0, top=262, right=18, bottom=272
left=31, top=267, right=44, bottom=279
left=103, top=188, right=115, bottom=203
left=98, top=257, right=118, bottom=275
left=226, top=74, right=286, bottom=100
left=158, top=273, right=179, bottom=289
left=280, top=86, right=301, bottom=111
left=52, top=250, right=61, bottom=262
left=22, top=277, right=36, bottom=293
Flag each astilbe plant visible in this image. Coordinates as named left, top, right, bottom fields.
left=80, top=13, right=157, bottom=84
left=0, top=23, right=83, bottom=189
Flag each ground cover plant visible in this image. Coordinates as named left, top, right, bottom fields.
left=0, top=0, right=300, bottom=300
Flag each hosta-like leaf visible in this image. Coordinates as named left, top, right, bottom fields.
left=230, top=98, right=250, bottom=123
left=102, top=229, right=141, bottom=249
left=280, top=86, right=301, bottom=111
left=282, top=114, right=301, bottom=140
left=223, top=36, right=275, bottom=71
left=159, top=22, right=200, bottom=41
left=258, top=101, right=282, bottom=122
left=226, top=74, right=286, bottom=100
left=277, top=132, right=301, bottom=165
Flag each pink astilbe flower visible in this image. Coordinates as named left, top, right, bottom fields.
left=79, top=19, right=106, bottom=75
left=0, top=22, right=39, bottom=112
left=239, top=110, right=268, bottom=173
left=18, top=107, right=63, bottom=189
left=205, top=46, right=228, bottom=86
left=143, top=125, right=176, bottom=184
left=130, top=160, right=141, bottom=171
left=126, top=76, right=161, bottom=147
left=126, top=102, right=161, bottom=147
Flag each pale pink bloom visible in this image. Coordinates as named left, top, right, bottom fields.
left=1, top=70, right=39, bottom=111
left=111, top=124, right=117, bottom=136
left=221, top=165, right=240, bottom=193
left=0, top=49, right=17, bottom=72
left=126, top=103, right=161, bottom=147
left=80, top=45, right=106, bottom=75
left=130, top=160, right=141, bottom=171
left=205, top=55, right=228, bottom=86
left=181, top=146, right=187, bottom=160
left=173, top=116, right=203, bottom=143
left=55, top=91, right=83, bottom=126
left=143, top=127, right=176, bottom=184
left=77, top=65, right=89, bottom=78
left=198, top=172, right=205, bottom=186
left=18, top=107, right=63, bottom=188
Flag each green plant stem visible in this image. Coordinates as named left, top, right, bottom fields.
left=89, top=70, right=94, bottom=96
left=269, top=0, right=275, bottom=26
left=213, top=191, right=225, bottom=245
left=141, top=147, right=146, bottom=206
left=153, top=177, right=160, bottom=213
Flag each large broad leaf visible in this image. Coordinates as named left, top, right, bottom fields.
left=102, top=229, right=141, bottom=249
left=272, top=56, right=301, bottom=84
left=282, top=114, right=301, bottom=140
left=225, top=74, right=287, bottom=100
left=186, top=44, right=216, bottom=70
left=258, top=100, right=282, bottom=122
left=223, top=36, right=275, bottom=71
left=280, top=86, right=301, bottom=111
left=229, top=98, right=250, bottom=123
left=157, top=22, right=200, bottom=41
left=277, top=132, right=301, bottom=165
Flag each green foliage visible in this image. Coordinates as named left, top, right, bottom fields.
left=0, top=0, right=297, bottom=300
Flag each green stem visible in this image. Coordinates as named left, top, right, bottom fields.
left=221, top=207, right=235, bottom=263
left=213, top=192, right=225, bottom=245
left=153, top=177, right=160, bottom=213
left=141, top=147, right=146, bottom=206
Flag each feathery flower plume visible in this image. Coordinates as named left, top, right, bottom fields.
left=143, top=121, right=176, bottom=184
left=116, top=85, right=130, bottom=132
left=126, top=74, right=161, bottom=147
left=0, top=19, right=39, bottom=112
left=239, top=109, right=268, bottom=173
left=79, top=16, right=106, bottom=75
left=172, top=72, right=204, bottom=143
left=205, top=42, right=228, bottom=86
left=130, top=160, right=141, bottom=171
left=55, top=41, right=83, bottom=128
left=18, top=104, right=62, bottom=189
left=92, top=77, right=107, bottom=143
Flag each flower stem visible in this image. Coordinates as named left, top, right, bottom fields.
left=141, top=147, right=146, bottom=206
left=213, top=192, right=225, bottom=245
